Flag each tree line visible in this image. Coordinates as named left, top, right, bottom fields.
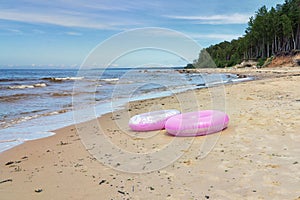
left=191, top=0, right=300, bottom=68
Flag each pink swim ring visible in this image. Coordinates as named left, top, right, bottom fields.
left=165, top=110, right=229, bottom=137
left=129, top=109, right=180, bottom=131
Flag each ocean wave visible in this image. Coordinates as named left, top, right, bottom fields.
left=229, top=77, right=254, bottom=83
left=51, top=91, right=98, bottom=97
left=0, top=93, right=39, bottom=102
left=8, top=83, right=47, bottom=89
left=118, top=80, right=134, bottom=84
left=0, top=109, right=69, bottom=129
left=20, top=109, right=48, bottom=115
left=0, top=139, right=19, bottom=143
left=42, top=77, right=84, bottom=82
left=0, top=78, right=33, bottom=82
left=100, top=78, right=119, bottom=82
left=51, top=92, right=72, bottom=97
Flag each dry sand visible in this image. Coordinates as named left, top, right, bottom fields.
left=0, top=67, right=300, bottom=200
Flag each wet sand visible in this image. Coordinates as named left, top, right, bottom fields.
left=0, top=67, right=300, bottom=200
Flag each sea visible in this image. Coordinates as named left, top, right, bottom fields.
left=0, top=67, right=253, bottom=152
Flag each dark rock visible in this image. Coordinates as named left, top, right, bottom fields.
left=118, top=190, right=125, bottom=195
left=34, top=188, right=43, bottom=193
left=60, top=141, right=68, bottom=145
left=5, top=161, right=14, bottom=166
left=149, top=186, right=155, bottom=191
left=196, top=83, right=206, bottom=86
left=237, top=74, right=247, bottom=78
left=0, top=179, right=12, bottom=184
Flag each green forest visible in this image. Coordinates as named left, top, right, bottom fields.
left=191, top=0, right=300, bottom=68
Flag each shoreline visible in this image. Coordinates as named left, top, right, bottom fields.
left=0, top=67, right=254, bottom=153
left=1, top=67, right=300, bottom=199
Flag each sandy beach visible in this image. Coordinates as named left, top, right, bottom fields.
left=1, top=67, right=300, bottom=200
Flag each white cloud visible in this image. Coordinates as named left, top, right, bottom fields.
left=0, top=0, right=160, bottom=30
left=79, top=2, right=131, bottom=11
left=6, top=28, right=23, bottom=34
left=189, top=33, right=242, bottom=40
left=0, top=9, right=140, bottom=30
left=32, top=29, right=45, bottom=34
left=165, top=13, right=250, bottom=24
left=65, top=32, right=82, bottom=36
left=0, top=10, right=112, bottom=29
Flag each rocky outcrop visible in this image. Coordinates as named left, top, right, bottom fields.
left=233, top=60, right=258, bottom=69
left=293, top=53, right=300, bottom=66
left=266, top=53, right=300, bottom=68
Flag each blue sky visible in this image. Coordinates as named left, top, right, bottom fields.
left=0, top=0, right=284, bottom=67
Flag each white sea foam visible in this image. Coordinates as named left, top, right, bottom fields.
left=8, top=85, right=34, bottom=89
left=100, top=78, right=119, bottom=82
left=42, top=77, right=84, bottom=82
left=54, top=77, right=84, bottom=81
left=8, top=83, right=47, bottom=89
left=33, top=83, right=47, bottom=87
left=0, top=132, right=55, bottom=152
left=1, top=109, right=69, bottom=129
left=230, top=77, right=254, bottom=83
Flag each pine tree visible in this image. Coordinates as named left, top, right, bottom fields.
left=191, top=0, right=300, bottom=68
